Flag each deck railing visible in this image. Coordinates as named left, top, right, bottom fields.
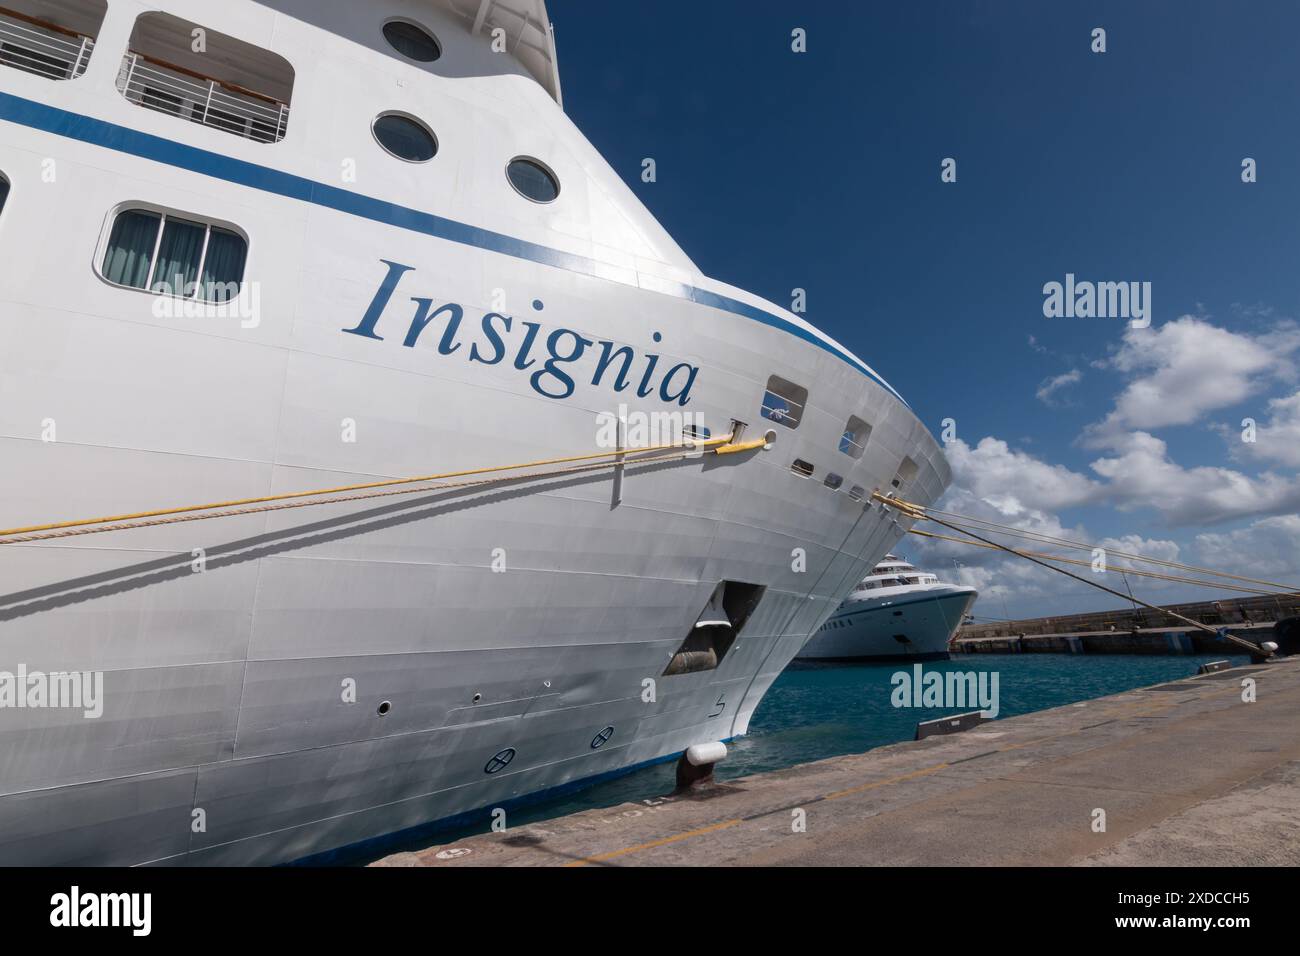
left=0, top=7, right=94, bottom=80
left=115, top=51, right=289, bottom=144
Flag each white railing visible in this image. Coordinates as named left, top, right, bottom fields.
left=116, top=52, right=289, bottom=144
left=0, top=9, right=94, bottom=80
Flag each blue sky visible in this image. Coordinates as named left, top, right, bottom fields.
left=551, top=0, right=1300, bottom=618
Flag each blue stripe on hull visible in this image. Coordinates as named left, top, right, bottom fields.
left=832, top=589, right=977, bottom=622
left=0, top=91, right=905, bottom=403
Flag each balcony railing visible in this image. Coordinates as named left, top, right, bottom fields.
left=116, top=51, right=289, bottom=144
left=0, top=7, right=94, bottom=80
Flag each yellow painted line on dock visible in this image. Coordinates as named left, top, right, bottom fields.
left=562, top=817, right=744, bottom=866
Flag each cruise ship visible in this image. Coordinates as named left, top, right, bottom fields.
left=797, top=556, right=977, bottom=662
left=0, top=0, right=950, bottom=865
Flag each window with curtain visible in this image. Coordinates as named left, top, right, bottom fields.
left=101, top=207, right=247, bottom=301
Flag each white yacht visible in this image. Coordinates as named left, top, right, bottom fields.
left=0, top=0, right=951, bottom=864
left=797, top=556, right=977, bottom=662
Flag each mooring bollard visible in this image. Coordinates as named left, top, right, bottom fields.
left=915, top=710, right=989, bottom=740
left=675, top=741, right=727, bottom=789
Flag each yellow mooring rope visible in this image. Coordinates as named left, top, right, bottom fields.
left=0, top=432, right=770, bottom=545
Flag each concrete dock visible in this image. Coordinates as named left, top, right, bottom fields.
left=371, top=657, right=1300, bottom=866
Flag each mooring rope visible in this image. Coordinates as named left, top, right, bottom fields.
left=910, top=528, right=1293, bottom=597
left=920, top=507, right=1300, bottom=592
left=0, top=433, right=769, bottom=545
left=873, top=492, right=1267, bottom=653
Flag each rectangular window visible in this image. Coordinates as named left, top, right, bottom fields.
left=790, top=459, right=814, bottom=478
left=840, top=415, right=872, bottom=459
left=117, top=13, right=294, bottom=144
left=891, top=456, right=920, bottom=491
left=824, top=472, right=843, bottom=490
left=102, top=207, right=247, bottom=301
left=0, top=2, right=103, bottom=81
left=761, top=375, right=808, bottom=429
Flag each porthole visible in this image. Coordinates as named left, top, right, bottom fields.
left=383, top=20, right=441, bottom=62
left=0, top=173, right=9, bottom=217
left=591, top=726, right=615, bottom=749
left=373, top=112, right=437, bottom=163
left=506, top=157, right=560, bottom=203
left=376, top=700, right=392, bottom=716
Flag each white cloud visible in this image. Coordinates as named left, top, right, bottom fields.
left=1035, top=368, right=1082, bottom=406
left=1084, top=316, right=1300, bottom=445
left=937, top=428, right=1298, bottom=539
left=908, top=484, right=1109, bottom=618
left=1193, top=515, right=1300, bottom=587
left=943, top=437, right=1100, bottom=512
left=1097, top=534, right=1181, bottom=562
left=915, top=484, right=1087, bottom=563
left=919, top=310, right=1300, bottom=615
left=1088, top=431, right=1300, bottom=525
left=918, top=430, right=1298, bottom=617
left=1234, top=389, right=1300, bottom=469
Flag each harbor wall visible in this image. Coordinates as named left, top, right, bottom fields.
left=952, top=593, right=1299, bottom=655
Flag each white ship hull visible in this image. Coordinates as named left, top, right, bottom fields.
left=0, top=0, right=950, bottom=865
left=797, top=586, right=978, bottom=662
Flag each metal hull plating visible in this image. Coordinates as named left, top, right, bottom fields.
left=0, top=0, right=950, bottom=865
left=797, top=588, right=978, bottom=662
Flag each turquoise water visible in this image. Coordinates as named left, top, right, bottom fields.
left=719, top=654, right=1249, bottom=780
left=370, top=652, right=1246, bottom=857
